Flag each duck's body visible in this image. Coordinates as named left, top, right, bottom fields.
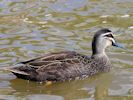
left=8, top=51, right=110, bottom=82
left=4, top=28, right=122, bottom=82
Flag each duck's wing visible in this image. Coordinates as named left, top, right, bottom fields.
left=19, top=51, right=81, bottom=68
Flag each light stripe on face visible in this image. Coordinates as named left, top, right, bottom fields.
left=100, top=32, right=116, bottom=44
left=101, top=32, right=113, bottom=37
left=108, top=37, right=115, bottom=44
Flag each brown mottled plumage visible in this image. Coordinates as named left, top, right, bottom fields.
left=3, top=28, right=122, bottom=82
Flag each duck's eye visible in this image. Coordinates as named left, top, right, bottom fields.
left=105, top=34, right=114, bottom=38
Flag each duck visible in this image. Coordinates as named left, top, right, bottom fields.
left=4, top=28, right=123, bottom=82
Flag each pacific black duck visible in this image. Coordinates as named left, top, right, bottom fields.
left=4, top=28, right=123, bottom=82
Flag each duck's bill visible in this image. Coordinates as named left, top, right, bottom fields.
left=112, top=42, right=125, bottom=49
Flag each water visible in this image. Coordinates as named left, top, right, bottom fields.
left=0, top=0, right=133, bottom=100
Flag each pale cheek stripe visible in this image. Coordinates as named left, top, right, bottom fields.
left=108, top=38, right=115, bottom=43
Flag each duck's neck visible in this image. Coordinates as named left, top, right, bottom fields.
left=91, top=53, right=108, bottom=60
left=92, top=43, right=107, bottom=57
left=91, top=39, right=111, bottom=72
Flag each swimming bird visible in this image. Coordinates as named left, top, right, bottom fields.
left=4, top=28, right=123, bottom=82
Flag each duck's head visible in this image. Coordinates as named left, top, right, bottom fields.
left=92, top=28, right=124, bottom=56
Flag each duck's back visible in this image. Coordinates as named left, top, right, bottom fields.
left=6, top=51, right=110, bottom=82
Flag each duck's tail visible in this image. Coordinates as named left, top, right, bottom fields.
left=0, top=66, right=39, bottom=81
left=1, top=67, right=30, bottom=76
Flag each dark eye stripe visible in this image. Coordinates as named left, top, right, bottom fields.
left=105, top=34, right=114, bottom=38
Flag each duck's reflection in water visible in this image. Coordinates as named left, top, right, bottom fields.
left=9, top=72, right=133, bottom=100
